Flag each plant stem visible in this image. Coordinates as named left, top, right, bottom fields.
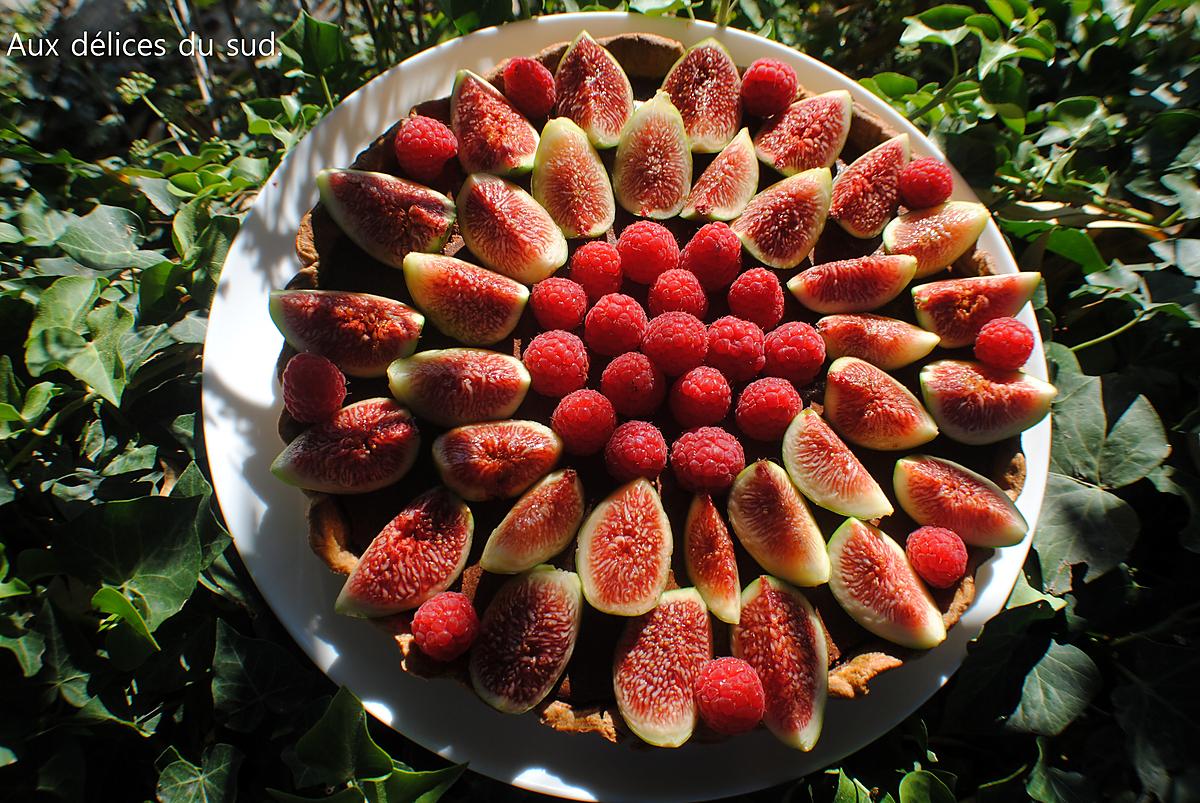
left=715, top=0, right=732, bottom=27
left=1069, top=309, right=1149, bottom=352
left=5, top=392, right=100, bottom=472
left=908, top=70, right=968, bottom=122
left=319, top=73, right=335, bottom=111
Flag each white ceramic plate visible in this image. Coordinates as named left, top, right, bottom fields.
left=203, top=12, right=1050, bottom=801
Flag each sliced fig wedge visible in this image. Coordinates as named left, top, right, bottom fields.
left=576, top=479, right=673, bottom=616
left=451, top=69, right=539, bottom=176
left=554, top=31, right=635, bottom=149
left=387, top=348, right=530, bottom=428
left=920, top=359, right=1056, bottom=445
left=894, top=455, right=1028, bottom=547
left=817, top=313, right=940, bottom=371
left=457, top=173, right=568, bottom=285
left=782, top=409, right=893, bottom=520
left=754, top=90, right=852, bottom=176
left=728, top=460, right=830, bottom=587
left=612, top=90, right=693, bottom=219
left=272, top=398, right=419, bottom=494
left=827, top=518, right=946, bottom=650
left=787, top=254, right=918, bottom=314
left=732, top=168, right=832, bottom=270
left=480, top=469, right=586, bottom=574
left=432, top=420, right=562, bottom=501
left=613, top=588, right=713, bottom=747
left=681, top=127, right=759, bottom=221
left=470, top=565, right=583, bottom=714
left=732, top=576, right=827, bottom=751
left=684, top=494, right=741, bottom=624
left=532, top=117, right=615, bottom=239
left=335, top=487, right=471, bottom=616
left=824, top=357, right=938, bottom=451
left=316, top=168, right=455, bottom=268
left=661, top=37, right=741, bottom=152
left=402, top=253, right=528, bottom=346
left=269, top=289, right=424, bottom=377
left=830, top=134, right=910, bottom=238
left=912, top=272, right=1042, bottom=348
left=883, top=201, right=989, bottom=278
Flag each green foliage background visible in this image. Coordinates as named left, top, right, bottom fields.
left=0, top=0, right=1197, bottom=800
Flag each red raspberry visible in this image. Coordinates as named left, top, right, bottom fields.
left=669, top=367, right=732, bottom=428
left=905, top=526, right=968, bottom=589
left=739, top=59, right=799, bottom=118
left=530, top=277, right=587, bottom=330
left=551, top=389, right=616, bottom=456
left=974, top=317, right=1034, bottom=371
left=641, top=312, right=709, bottom=376
left=680, top=222, right=742, bottom=292
left=670, top=426, right=745, bottom=492
left=899, top=157, right=954, bottom=209
left=605, top=420, right=668, bottom=482
left=584, top=293, right=647, bottom=356
left=600, top=352, right=666, bottom=418
left=706, top=316, right=766, bottom=383
left=282, top=353, right=347, bottom=423
left=763, top=322, right=825, bottom=386
left=617, top=221, right=679, bottom=284
left=694, top=656, right=765, bottom=735
left=393, top=115, right=458, bottom=184
left=570, top=241, right=623, bottom=303
left=502, top=57, right=556, bottom=118
left=727, top=268, right=784, bottom=330
left=410, top=591, right=479, bottom=662
left=736, top=378, right=802, bottom=441
left=649, top=268, right=708, bottom=318
left=522, top=330, right=589, bottom=397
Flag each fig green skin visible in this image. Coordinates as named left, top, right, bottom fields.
left=401, top=253, right=528, bottom=346
left=882, top=201, right=989, bottom=278
left=753, top=90, right=852, bottom=176
left=456, top=173, right=568, bottom=285
left=387, top=348, right=530, bottom=428
left=827, top=518, right=946, bottom=650
left=432, top=420, right=562, bottom=501
left=787, top=254, right=918, bottom=314
left=732, top=168, right=832, bottom=270
left=816, top=313, right=941, bottom=371
left=531, top=117, right=615, bottom=239
left=824, top=356, right=939, bottom=451
left=683, top=494, right=741, bottom=624
left=470, top=565, right=583, bottom=714
left=681, top=127, right=758, bottom=222
left=612, top=587, right=712, bottom=748
left=782, top=408, right=893, bottom=520
left=911, top=272, right=1042, bottom=348
left=612, top=90, right=693, bottom=220
left=894, top=455, right=1028, bottom=547
left=920, top=359, right=1057, bottom=445
left=830, top=134, right=910, bottom=239
left=479, top=469, right=585, bottom=574
left=554, top=31, right=635, bottom=149
left=727, top=460, right=830, bottom=587
left=661, top=37, right=742, bottom=153
left=451, top=69, right=538, bottom=176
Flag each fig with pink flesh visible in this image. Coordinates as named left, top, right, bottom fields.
left=753, top=90, right=852, bottom=176
left=661, top=38, right=741, bottom=152
left=787, top=254, right=918, bottom=314
left=315, top=169, right=455, bottom=268
left=272, top=398, right=419, bottom=494
left=554, top=31, right=634, bottom=149
left=920, top=359, right=1056, bottom=445
left=912, top=272, right=1042, bottom=348
left=681, top=127, right=759, bottom=221
left=269, top=289, right=424, bottom=378
left=432, top=420, right=562, bottom=501
left=824, top=357, right=938, bottom=451
left=731, top=168, right=832, bottom=270
left=883, top=201, right=989, bottom=278
left=894, top=455, right=1028, bottom=547
left=532, top=117, right=615, bottom=239
left=387, top=348, right=529, bottom=428
left=782, top=409, right=893, bottom=520
left=457, top=173, right=568, bottom=285
left=470, top=565, right=583, bottom=713
left=727, top=460, right=830, bottom=587
left=830, top=134, right=910, bottom=238
left=684, top=494, right=741, bottom=624
left=480, top=469, right=586, bottom=574
left=612, top=91, right=693, bottom=219
left=576, top=478, right=673, bottom=616
left=335, top=487, right=471, bottom=616
left=827, top=518, right=946, bottom=650
left=816, top=313, right=940, bottom=371
left=613, top=587, right=713, bottom=747
left=402, top=253, right=528, bottom=346
left=731, top=576, right=827, bottom=751
left=451, top=69, right=539, bottom=176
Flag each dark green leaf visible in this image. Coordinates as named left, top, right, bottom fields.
left=0, top=610, right=45, bottom=677
left=155, top=744, right=243, bottom=803
left=57, top=205, right=162, bottom=271
left=1027, top=737, right=1095, bottom=802
left=898, top=770, right=955, bottom=803
left=1098, top=394, right=1170, bottom=488
left=361, top=763, right=466, bottom=803
left=19, top=193, right=71, bottom=247
left=1035, top=473, right=1139, bottom=593
left=1007, top=642, right=1100, bottom=735
left=1147, top=464, right=1200, bottom=551
left=832, top=769, right=874, bottom=802
left=290, top=687, right=394, bottom=788
left=26, top=276, right=101, bottom=342
left=212, top=620, right=313, bottom=732
left=92, top=585, right=160, bottom=650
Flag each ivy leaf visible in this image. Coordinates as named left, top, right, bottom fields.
left=1098, top=394, right=1171, bottom=488
left=91, top=585, right=160, bottom=651
left=289, top=687, right=394, bottom=789
left=18, top=193, right=70, bottom=247
left=0, top=609, right=45, bottom=678
left=1026, top=737, right=1095, bottom=802
left=56, top=205, right=162, bottom=271
left=361, top=763, right=466, bottom=803
left=898, top=770, right=956, bottom=803
left=1034, top=473, right=1139, bottom=594
left=25, top=327, right=126, bottom=405
left=1147, top=464, right=1200, bottom=551
left=155, top=744, right=243, bottom=803
left=26, top=276, right=102, bottom=342
left=1007, top=642, right=1101, bottom=735
left=832, top=769, right=874, bottom=802
left=212, top=620, right=313, bottom=733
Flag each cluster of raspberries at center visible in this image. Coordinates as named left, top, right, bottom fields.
left=521, top=220, right=829, bottom=493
